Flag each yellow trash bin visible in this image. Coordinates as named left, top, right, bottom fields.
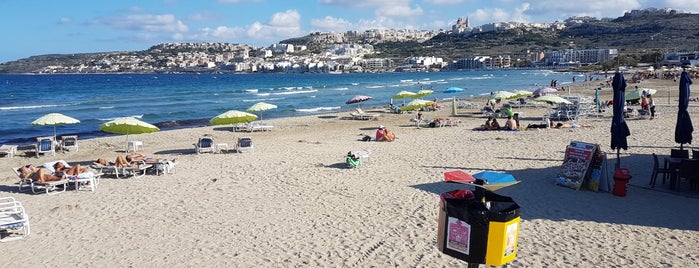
left=485, top=216, right=520, bottom=266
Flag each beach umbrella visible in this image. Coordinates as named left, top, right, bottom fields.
left=625, top=87, right=657, bottom=101
left=210, top=110, right=258, bottom=125
left=675, top=71, right=694, bottom=149
left=512, top=90, right=533, bottom=99
left=534, top=95, right=572, bottom=104
left=472, top=171, right=520, bottom=191
left=99, top=117, right=159, bottom=141
left=31, top=113, right=80, bottom=139
left=489, top=91, right=515, bottom=100
left=444, top=87, right=464, bottom=93
left=533, top=87, right=558, bottom=96
left=402, top=99, right=433, bottom=111
left=246, top=102, right=278, bottom=113
left=345, top=95, right=372, bottom=107
left=393, top=90, right=418, bottom=99
left=415, top=89, right=434, bottom=98
left=610, top=72, right=631, bottom=168
left=393, top=90, right=418, bottom=105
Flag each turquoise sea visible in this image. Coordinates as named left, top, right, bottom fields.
left=0, top=70, right=580, bottom=145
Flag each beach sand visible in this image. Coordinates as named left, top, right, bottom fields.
left=1, top=77, right=698, bottom=267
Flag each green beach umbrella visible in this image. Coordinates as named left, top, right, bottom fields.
left=415, top=89, right=434, bottom=98
left=99, top=117, right=159, bottom=142
left=99, top=117, right=159, bottom=135
left=489, top=91, right=516, bottom=100
left=32, top=113, right=80, bottom=138
left=210, top=110, right=258, bottom=125
left=402, top=99, right=433, bottom=111
left=393, top=90, right=418, bottom=99
left=512, top=90, right=533, bottom=99
left=246, top=102, right=278, bottom=113
left=534, top=95, right=572, bottom=105
left=625, top=88, right=657, bottom=101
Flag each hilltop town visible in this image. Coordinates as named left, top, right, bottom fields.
left=0, top=8, right=695, bottom=74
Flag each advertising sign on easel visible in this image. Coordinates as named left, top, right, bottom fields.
left=555, top=141, right=599, bottom=190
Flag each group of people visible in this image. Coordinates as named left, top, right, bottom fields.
left=482, top=114, right=520, bottom=131
left=375, top=125, right=396, bottom=141
left=17, top=161, right=92, bottom=183
left=639, top=90, right=656, bottom=119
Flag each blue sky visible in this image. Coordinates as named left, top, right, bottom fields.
left=1, top=0, right=695, bottom=63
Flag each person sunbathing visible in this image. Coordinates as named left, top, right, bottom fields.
left=53, top=161, right=89, bottom=176
left=18, top=165, right=64, bottom=182
left=378, top=128, right=396, bottom=142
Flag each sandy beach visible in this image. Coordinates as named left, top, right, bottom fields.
left=1, top=76, right=698, bottom=267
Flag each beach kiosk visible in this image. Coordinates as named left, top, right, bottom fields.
left=438, top=174, right=521, bottom=267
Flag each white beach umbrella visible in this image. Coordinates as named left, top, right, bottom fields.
left=31, top=113, right=80, bottom=139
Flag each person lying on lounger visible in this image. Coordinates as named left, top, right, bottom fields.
left=18, top=165, right=64, bottom=182
left=53, top=161, right=90, bottom=176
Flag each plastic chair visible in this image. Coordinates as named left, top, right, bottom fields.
left=650, top=153, right=671, bottom=188
left=35, top=136, right=55, bottom=158
left=692, top=150, right=699, bottom=159
left=678, top=159, right=699, bottom=192
left=60, top=135, right=79, bottom=152
left=236, top=137, right=254, bottom=153
left=193, top=137, right=215, bottom=154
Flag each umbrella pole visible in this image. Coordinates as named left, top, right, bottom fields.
left=616, top=148, right=621, bottom=169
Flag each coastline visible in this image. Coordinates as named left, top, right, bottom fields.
left=1, top=76, right=698, bottom=266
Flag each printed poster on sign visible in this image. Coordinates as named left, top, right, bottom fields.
left=446, top=217, right=471, bottom=255
left=556, top=141, right=597, bottom=190
left=504, top=221, right=519, bottom=257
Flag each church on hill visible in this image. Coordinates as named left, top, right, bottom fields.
left=452, top=17, right=471, bottom=34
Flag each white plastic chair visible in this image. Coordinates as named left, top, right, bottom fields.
left=194, top=137, right=215, bottom=154
left=35, top=136, right=56, bottom=158
left=60, top=135, right=79, bottom=152
left=236, top=137, right=254, bottom=153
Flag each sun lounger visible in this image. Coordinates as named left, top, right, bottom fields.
left=0, top=145, right=18, bottom=158
left=0, top=197, right=31, bottom=242
left=350, top=108, right=380, bottom=120
left=12, top=167, right=68, bottom=195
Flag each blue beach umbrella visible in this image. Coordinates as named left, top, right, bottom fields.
left=610, top=72, right=631, bottom=168
left=675, top=71, right=694, bottom=149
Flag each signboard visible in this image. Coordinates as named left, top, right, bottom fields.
left=556, top=141, right=598, bottom=190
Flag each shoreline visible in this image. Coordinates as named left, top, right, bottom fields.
left=1, top=76, right=698, bottom=266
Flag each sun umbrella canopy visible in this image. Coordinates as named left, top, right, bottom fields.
left=32, top=113, right=80, bottom=138
left=675, top=71, right=694, bottom=148
left=534, top=95, right=572, bottom=104
left=402, top=99, right=433, bottom=111
left=393, top=90, right=418, bottom=99
left=246, top=102, right=278, bottom=112
left=444, top=87, right=464, bottom=93
left=611, top=72, right=631, bottom=168
left=345, top=95, right=372, bottom=105
left=625, top=87, right=657, bottom=101
left=415, top=89, right=434, bottom=98
left=210, top=110, right=258, bottom=125
left=99, top=117, right=159, bottom=135
left=533, top=87, right=558, bottom=96
left=489, top=91, right=515, bottom=100
left=512, top=90, right=533, bottom=98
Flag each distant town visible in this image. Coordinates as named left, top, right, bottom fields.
left=4, top=8, right=696, bottom=74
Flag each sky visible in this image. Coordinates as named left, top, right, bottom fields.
left=1, top=0, right=697, bottom=63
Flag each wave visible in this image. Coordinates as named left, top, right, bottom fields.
left=0, top=103, right=68, bottom=111
left=97, top=114, right=144, bottom=121
left=271, top=89, right=318, bottom=95
left=366, top=85, right=385, bottom=89
left=244, top=89, right=258, bottom=93
left=99, top=106, right=114, bottom=109
left=332, top=87, right=349, bottom=91
left=295, top=106, right=341, bottom=113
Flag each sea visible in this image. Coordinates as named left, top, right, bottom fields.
left=0, top=69, right=581, bottom=145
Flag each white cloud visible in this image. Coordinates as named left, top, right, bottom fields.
left=321, top=0, right=422, bottom=17
left=92, top=13, right=189, bottom=33
left=310, top=16, right=354, bottom=32
left=423, top=0, right=464, bottom=4
left=471, top=3, right=531, bottom=24
left=57, top=17, right=72, bottom=25
left=664, top=0, right=699, bottom=13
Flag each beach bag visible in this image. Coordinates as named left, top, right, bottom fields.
left=362, top=135, right=372, bottom=142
